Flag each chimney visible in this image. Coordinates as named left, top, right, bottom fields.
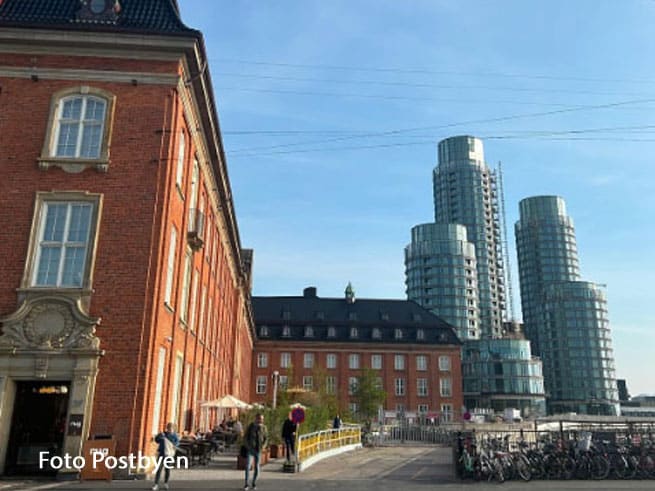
left=303, top=286, right=317, bottom=298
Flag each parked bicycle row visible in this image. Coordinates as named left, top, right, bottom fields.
left=455, top=431, right=655, bottom=482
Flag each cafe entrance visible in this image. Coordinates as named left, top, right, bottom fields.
left=4, top=381, right=70, bottom=475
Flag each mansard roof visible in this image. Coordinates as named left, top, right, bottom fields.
left=252, top=291, right=461, bottom=346
left=0, top=0, right=196, bottom=36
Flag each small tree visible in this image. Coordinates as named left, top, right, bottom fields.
left=352, top=368, right=386, bottom=428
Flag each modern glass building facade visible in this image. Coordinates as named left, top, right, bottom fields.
left=405, top=223, right=480, bottom=340
left=515, top=196, right=619, bottom=415
left=432, top=136, right=505, bottom=338
left=462, top=334, right=546, bottom=417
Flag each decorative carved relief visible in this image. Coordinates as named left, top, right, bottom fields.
left=35, top=356, right=49, bottom=377
left=0, top=296, right=100, bottom=351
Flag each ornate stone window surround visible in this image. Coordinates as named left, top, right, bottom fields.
left=38, top=86, right=116, bottom=173
left=19, top=191, right=103, bottom=306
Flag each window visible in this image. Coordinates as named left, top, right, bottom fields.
left=176, top=131, right=185, bottom=189
left=416, top=355, right=427, bottom=371
left=439, top=355, right=452, bottom=371
left=416, top=329, right=425, bottom=340
left=179, top=248, right=192, bottom=323
left=257, top=353, right=268, bottom=368
left=371, top=354, right=382, bottom=370
left=349, top=402, right=359, bottom=417
left=164, top=227, right=177, bottom=306
left=188, top=269, right=199, bottom=331
left=187, top=160, right=199, bottom=227
left=303, top=376, right=313, bottom=390
left=394, top=354, right=405, bottom=370
left=259, top=325, right=269, bottom=337
left=395, top=378, right=405, bottom=396
left=418, top=404, right=428, bottom=414
left=349, top=377, right=358, bottom=395
left=326, top=376, right=336, bottom=394
left=256, top=376, right=267, bottom=394
left=282, top=325, right=291, bottom=337
left=170, top=354, right=183, bottom=426
left=417, top=378, right=428, bottom=397
left=181, top=363, right=191, bottom=429
left=372, top=327, right=381, bottom=339
left=304, top=326, right=314, bottom=337
left=394, top=328, right=403, bottom=340
left=280, top=352, right=291, bottom=368
left=441, top=403, right=453, bottom=422
left=30, top=196, right=101, bottom=288
left=326, top=353, right=337, bottom=369
left=279, top=375, right=288, bottom=389
left=349, top=354, right=360, bottom=369
left=151, top=347, right=167, bottom=435
left=350, top=327, right=358, bottom=338
left=303, top=353, right=314, bottom=369
left=440, top=378, right=452, bottom=397
left=327, top=326, right=336, bottom=338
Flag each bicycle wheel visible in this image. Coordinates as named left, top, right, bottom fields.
left=591, top=455, right=610, bottom=480
left=515, top=455, right=532, bottom=481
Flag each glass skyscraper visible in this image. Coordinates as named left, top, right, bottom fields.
left=432, top=136, right=505, bottom=339
left=515, top=196, right=619, bottom=415
left=406, top=136, right=546, bottom=417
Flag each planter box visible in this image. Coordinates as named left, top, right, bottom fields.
left=269, top=444, right=285, bottom=459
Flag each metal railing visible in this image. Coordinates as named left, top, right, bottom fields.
left=296, top=427, right=361, bottom=463
left=377, top=424, right=455, bottom=445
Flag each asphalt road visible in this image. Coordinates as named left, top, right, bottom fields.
left=2, top=446, right=654, bottom=491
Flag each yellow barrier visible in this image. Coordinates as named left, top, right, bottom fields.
left=296, top=427, right=361, bottom=463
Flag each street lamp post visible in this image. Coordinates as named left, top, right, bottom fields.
left=272, top=370, right=280, bottom=409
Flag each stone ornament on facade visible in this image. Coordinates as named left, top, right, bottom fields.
left=0, top=296, right=100, bottom=351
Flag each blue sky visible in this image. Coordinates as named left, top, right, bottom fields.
left=178, top=1, right=654, bottom=395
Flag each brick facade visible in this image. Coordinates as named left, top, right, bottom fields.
left=0, top=1, right=253, bottom=473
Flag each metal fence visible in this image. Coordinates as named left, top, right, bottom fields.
left=296, top=427, right=361, bottom=463
left=372, top=424, right=455, bottom=445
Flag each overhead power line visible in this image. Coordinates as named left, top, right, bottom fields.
left=227, top=97, right=655, bottom=154
left=212, top=57, right=655, bottom=86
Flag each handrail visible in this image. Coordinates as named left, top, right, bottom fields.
left=296, top=427, right=361, bottom=463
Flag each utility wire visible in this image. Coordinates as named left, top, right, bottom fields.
left=227, top=97, right=655, bottom=154
left=212, top=57, right=655, bottom=86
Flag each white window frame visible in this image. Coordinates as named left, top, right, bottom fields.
left=179, top=248, right=192, bottom=323
left=181, top=362, right=191, bottom=429
left=349, top=353, right=360, bottom=370
left=280, top=352, right=292, bottom=368
left=176, top=130, right=185, bottom=190
left=326, top=376, right=336, bottom=394
left=326, top=353, right=337, bottom=369
left=394, top=354, right=405, bottom=370
left=440, top=377, right=452, bottom=397
left=31, top=201, right=95, bottom=288
left=371, top=354, right=382, bottom=370
left=302, top=376, right=313, bottom=390
left=52, top=95, right=106, bottom=159
left=303, top=353, right=314, bottom=369
left=164, top=227, right=177, bottom=306
left=416, top=355, right=428, bottom=371
left=170, top=354, right=183, bottom=426
left=417, top=378, right=428, bottom=397
left=395, top=378, right=405, bottom=396
left=441, top=403, right=453, bottom=422
left=151, top=347, right=167, bottom=435
left=257, top=353, right=268, bottom=368
left=188, top=269, right=199, bottom=331
left=256, top=376, right=267, bottom=394
left=279, top=375, right=288, bottom=389
left=439, top=355, right=452, bottom=371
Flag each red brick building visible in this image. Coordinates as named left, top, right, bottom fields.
left=251, top=286, right=463, bottom=423
left=0, top=0, right=253, bottom=476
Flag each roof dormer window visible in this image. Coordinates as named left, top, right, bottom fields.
left=350, top=327, right=358, bottom=339
left=327, top=326, right=336, bottom=338
left=372, top=328, right=382, bottom=340
left=304, top=326, right=314, bottom=338
left=282, top=325, right=291, bottom=337
left=394, top=328, right=403, bottom=340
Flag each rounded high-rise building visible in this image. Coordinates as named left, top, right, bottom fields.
left=405, top=223, right=480, bottom=340
left=515, top=196, right=580, bottom=355
left=515, top=196, right=619, bottom=415
left=433, top=136, right=505, bottom=338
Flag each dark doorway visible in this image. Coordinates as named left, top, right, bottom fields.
left=5, top=381, right=70, bottom=476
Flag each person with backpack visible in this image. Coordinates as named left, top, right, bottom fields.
left=152, top=422, right=179, bottom=491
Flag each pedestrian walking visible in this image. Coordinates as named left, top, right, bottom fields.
left=152, top=422, right=179, bottom=491
left=333, top=414, right=342, bottom=429
left=281, top=412, right=297, bottom=462
left=244, top=413, right=268, bottom=490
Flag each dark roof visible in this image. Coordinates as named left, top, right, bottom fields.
left=0, top=0, right=196, bottom=35
left=252, top=294, right=461, bottom=346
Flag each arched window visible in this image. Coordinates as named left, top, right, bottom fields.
left=40, top=86, right=115, bottom=172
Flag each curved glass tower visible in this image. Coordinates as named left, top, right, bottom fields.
left=433, top=136, right=505, bottom=338
left=515, top=196, right=619, bottom=415
left=405, top=223, right=479, bottom=340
